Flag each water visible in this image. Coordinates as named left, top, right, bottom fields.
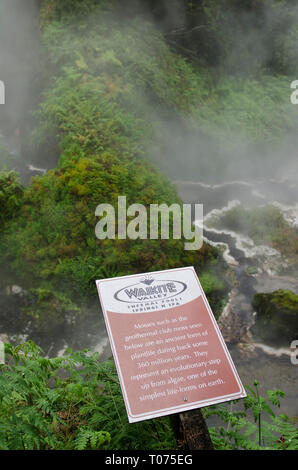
left=176, top=178, right=298, bottom=417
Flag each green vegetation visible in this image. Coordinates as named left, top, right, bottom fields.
left=19, top=288, right=80, bottom=337
left=246, top=266, right=258, bottom=275
left=176, top=0, right=298, bottom=147
left=1, top=0, right=298, bottom=450
left=0, top=0, right=230, bottom=325
left=252, top=289, right=298, bottom=344
left=191, top=0, right=298, bottom=70
left=190, top=75, right=297, bottom=145
left=0, top=342, right=297, bottom=450
left=2, top=0, right=298, bottom=301
left=205, top=380, right=298, bottom=450
left=0, top=342, right=175, bottom=450
left=0, top=171, right=24, bottom=229
left=199, top=271, right=228, bottom=316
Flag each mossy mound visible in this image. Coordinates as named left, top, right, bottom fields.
left=252, top=289, right=298, bottom=345
left=0, top=155, right=219, bottom=298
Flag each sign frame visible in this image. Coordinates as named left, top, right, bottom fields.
left=96, top=266, right=246, bottom=423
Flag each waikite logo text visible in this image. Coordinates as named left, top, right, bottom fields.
left=95, top=196, right=203, bottom=250
left=114, top=276, right=187, bottom=303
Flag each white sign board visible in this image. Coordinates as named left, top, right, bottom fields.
left=96, top=267, right=246, bottom=423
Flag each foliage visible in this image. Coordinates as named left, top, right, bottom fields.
left=192, top=75, right=298, bottom=145
left=0, top=3, right=225, bottom=306
left=20, top=288, right=80, bottom=337
left=0, top=171, right=24, bottom=229
left=0, top=342, right=296, bottom=450
left=0, top=158, right=219, bottom=300
left=268, top=7, right=298, bottom=75
left=0, top=341, right=175, bottom=450
left=0, top=0, right=297, bottom=452
left=40, top=0, right=110, bottom=27
left=203, top=381, right=298, bottom=450
left=39, top=0, right=298, bottom=146
left=1, top=0, right=296, bottom=303
left=186, top=0, right=298, bottom=76
left=199, top=270, right=229, bottom=318
left=252, top=289, right=298, bottom=344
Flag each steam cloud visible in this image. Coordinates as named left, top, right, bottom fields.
left=0, top=0, right=297, bottom=184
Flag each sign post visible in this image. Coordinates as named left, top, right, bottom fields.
left=96, top=266, right=246, bottom=447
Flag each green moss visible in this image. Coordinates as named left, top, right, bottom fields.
left=252, top=289, right=298, bottom=344
left=0, top=154, right=218, bottom=299
left=270, top=289, right=298, bottom=312
left=247, top=266, right=258, bottom=275
left=0, top=171, right=24, bottom=229
left=199, top=271, right=230, bottom=318
left=200, top=271, right=225, bottom=293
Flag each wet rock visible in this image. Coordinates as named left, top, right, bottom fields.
left=218, top=303, right=243, bottom=344
left=5, top=284, right=24, bottom=296
left=11, top=285, right=23, bottom=295
left=251, top=289, right=298, bottom=345
left=236, top=341, right=258, bottom=359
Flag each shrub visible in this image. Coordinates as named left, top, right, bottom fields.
left=0, top=171, right=24, bottom=229
left=0, top=342, right=176, bottom=450
left=0, top=342, right=296, bottom=450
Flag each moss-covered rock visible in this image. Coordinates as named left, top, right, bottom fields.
left=252, top=289, right=298, bottom=345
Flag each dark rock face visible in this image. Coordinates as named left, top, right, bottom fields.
left=251, top=289, right=298, bottom=345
